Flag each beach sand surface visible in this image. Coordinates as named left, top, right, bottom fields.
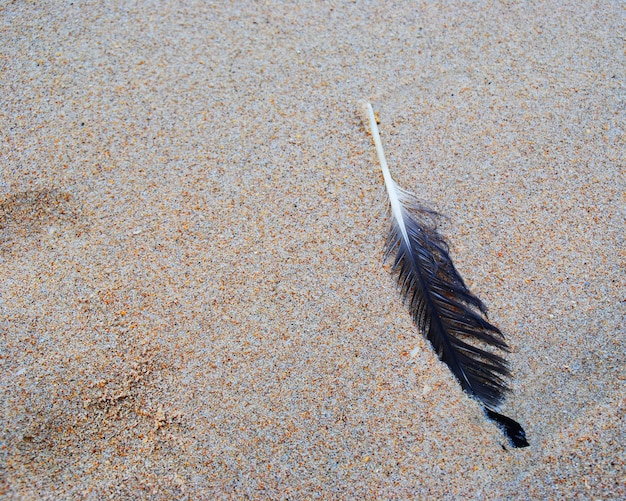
left=1, top=1, right=624, bottom=499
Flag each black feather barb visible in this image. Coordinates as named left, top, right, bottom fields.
left=386, top=193, right=528, bottom=448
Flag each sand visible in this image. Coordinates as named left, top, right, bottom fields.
left=1, top=1, right=624, bottom=499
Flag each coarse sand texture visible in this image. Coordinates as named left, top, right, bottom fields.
left=1, top=1, right=624, bottom=499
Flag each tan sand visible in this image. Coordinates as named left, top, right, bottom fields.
left=1, top=1, right=624, bottom=499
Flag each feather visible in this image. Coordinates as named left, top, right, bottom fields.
left=364, top=102, right=528, bottom=448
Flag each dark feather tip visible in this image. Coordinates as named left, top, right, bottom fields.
left=485, top=408, right=529, bottom=448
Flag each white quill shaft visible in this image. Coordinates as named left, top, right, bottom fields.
left=365, top=103, right=411, bottom=247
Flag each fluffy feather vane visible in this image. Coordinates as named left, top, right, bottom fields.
left=364, top=102, right=528, bottom=448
